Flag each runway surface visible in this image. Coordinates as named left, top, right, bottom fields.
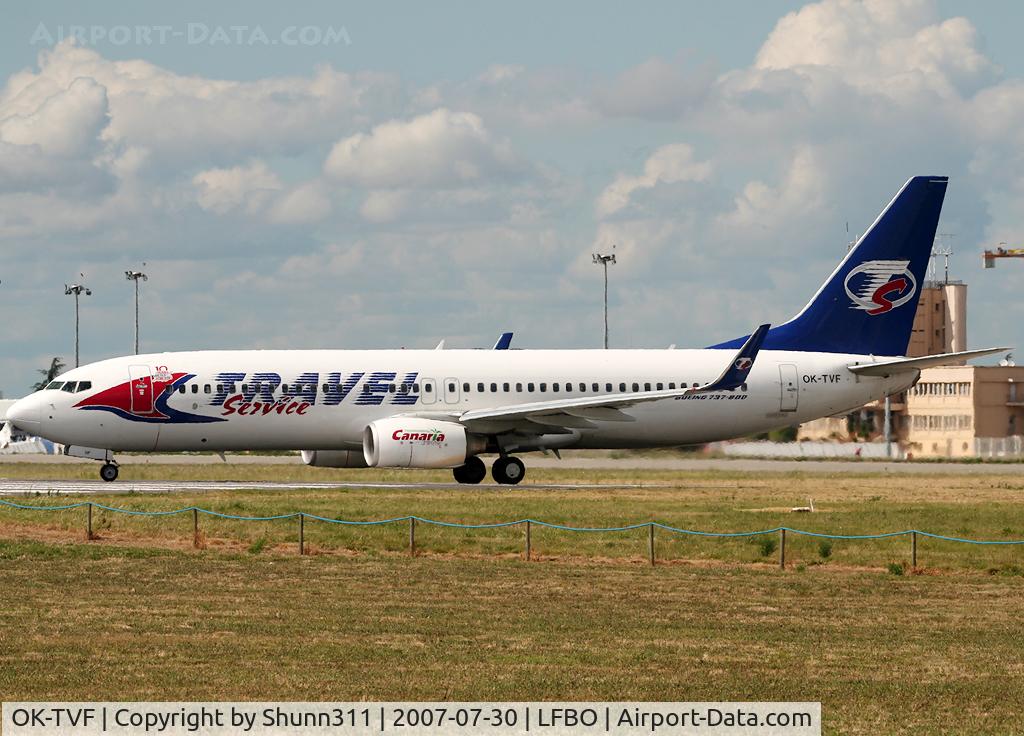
left=1, top=452, right=1021, bottom=474
left=0, top=478, right=665, bottom=496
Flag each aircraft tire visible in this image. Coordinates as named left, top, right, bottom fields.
left=492, top=456, right=526, bottom=485
left=453, top=456, right=486, bottom=484
left=99, top=463, right=119, bottom=482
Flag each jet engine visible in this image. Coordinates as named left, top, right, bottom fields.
left=363, top=418, right=485, bottom=468
left=300, top=449, right=368, bottom=468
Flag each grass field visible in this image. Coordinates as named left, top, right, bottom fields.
left=2, top=463, right=1023, bottom=734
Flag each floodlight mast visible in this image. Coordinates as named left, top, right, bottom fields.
left=125, top=268, right=148, bottom=354
left=64, top=283, right=92, bottom=367
left=592, top=248, right=617, bottom=349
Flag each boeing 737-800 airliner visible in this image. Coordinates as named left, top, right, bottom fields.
left=2, top=176, right=1008, bottom=483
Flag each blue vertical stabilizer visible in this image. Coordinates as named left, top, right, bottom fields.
left=711, top=176, right=948, bottom=356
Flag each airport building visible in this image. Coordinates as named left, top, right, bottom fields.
left=798, top=278, right=1024, bottom=457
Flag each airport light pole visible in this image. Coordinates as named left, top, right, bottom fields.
left=64, top=283, right=92, bottom=367
left=592, top=247, right=616, bottom=349
left=125, top=268, right=148, bottom=354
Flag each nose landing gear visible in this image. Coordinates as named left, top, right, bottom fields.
left=99, top=462, right=119, bottom=482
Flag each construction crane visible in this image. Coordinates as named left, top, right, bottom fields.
left=982, top=243, right=1024, bottom=268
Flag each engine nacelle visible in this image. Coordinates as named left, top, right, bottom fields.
left=363, top=418, right=483, bottom=468
left=300, top=449, right=368, bottom=468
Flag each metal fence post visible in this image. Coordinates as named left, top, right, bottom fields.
left=299, top=513, right=305, bottom=556
left=192, top=508, right=199, bottom=548
left=86, top=503, right=93, bottom=541
left=409, top=517, right=416, bottom=557
left=525, top=520, right=532, bottom=561
left=779, top=528, right=786, bottom=570
left=648, top=523, right=656, bottom=566
left=911, top=531, right=917, bottom=568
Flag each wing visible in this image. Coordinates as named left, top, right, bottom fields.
left=848, top=347, right=1010, bottom=377
left=448, top=324, right=770, bottom=432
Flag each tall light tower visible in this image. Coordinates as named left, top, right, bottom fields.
left=64, top=282, right=92, bottom=367
left=125, top=267, right=148, bottom=354
left=592, top=247, right=617, bottom=349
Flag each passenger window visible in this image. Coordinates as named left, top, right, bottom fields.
left=241, top=384, right=248, bottom=393
left=388, top=384, right=397, bottom=393
left=477, top=382, right=485, bottom=392
left=191, top=384, right=199, bottom=394
left=204, top=384, right=211, bottom=393
left=528, top=382, right=535, bottom=392
left=490, top=383, right=497, bottom=392
left=362, top=385, right=371, bottom=394
left=580, top=383, right=587, bottom=392
left=281, top=384, right=289, bottom=393
left=656, top=382, right=663, bottom=391
left=516, top=383, right=523, bottom=392
left=669, top=382, right=676, bottom=389
left=552, top=383, right=559, bottom=392
left=448, top=383, right=455, bottom=392
left=463, top=382, right=470, bottom=392
left=503, top=382, right=510, bottom=392
left=540, top=383, right=547, bottom=392
left=62, top=382, right=77, bottom=392
left=644, top=382, right=651, bottom=391
left=741, top=383, right=748, bottom=392
left=47, top=381, right=64, bottom=390
left=413, top=383, right=420, bottom=392
left=619, top=383, right=626, bottom=392
left=178, top=385, right=186, bottom=394
left=606, top=383, right=612, bottom=392
left=76, top=381, right=92, bottom=392
left=632, top=383, right=640, bottom=392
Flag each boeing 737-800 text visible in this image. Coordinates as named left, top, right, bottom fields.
left=2, top=176, right=1007, bottom=483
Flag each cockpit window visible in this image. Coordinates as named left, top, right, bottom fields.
left=46, top=381, right=64, bottom=390
left=61, top=382, right=78, bottom=392
left=76, top=381, right=92, bottom=392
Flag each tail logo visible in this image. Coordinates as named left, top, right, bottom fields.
left=734, top=357, right=753, bottom=371
left=844, top=260, right=917, bottom=315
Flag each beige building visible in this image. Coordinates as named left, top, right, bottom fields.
left=906, top=365, right=1024, bottom=458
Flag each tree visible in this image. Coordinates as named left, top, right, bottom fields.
left=31, top=357, right=66, bottom=391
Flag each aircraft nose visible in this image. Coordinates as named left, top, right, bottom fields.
left=5, top=394, right=42, bottom=432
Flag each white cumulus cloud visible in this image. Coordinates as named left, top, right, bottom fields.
left=324, top=108, right=521, bottom=188
left=596, top=144, right=712, bottom=218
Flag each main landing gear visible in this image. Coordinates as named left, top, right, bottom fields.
left=99, top=462, right=119, bottom=482
left=452, top=455, right=526, bottom=486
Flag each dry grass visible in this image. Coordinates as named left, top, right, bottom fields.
left=0, top=541, right=1021, bottom=734
left=2, top=464, right=1023, bottom=733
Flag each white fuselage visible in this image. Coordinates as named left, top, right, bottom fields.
left=17, top=348, right=914, bottom=452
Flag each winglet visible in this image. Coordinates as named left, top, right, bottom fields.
left=698, top=323, right=770, bottom=392
left=493, top=332, right=513, bottom=350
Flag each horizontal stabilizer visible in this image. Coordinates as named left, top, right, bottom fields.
left=848, top=347, right=1010, bottom=376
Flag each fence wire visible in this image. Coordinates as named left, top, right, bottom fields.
left=2, top=498, right=1023, bottom=545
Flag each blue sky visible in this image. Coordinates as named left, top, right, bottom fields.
left=1, top=0, right=1023, bottom=396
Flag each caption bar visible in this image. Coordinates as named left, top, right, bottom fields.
left=3, top=702, right=820, bottom=736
